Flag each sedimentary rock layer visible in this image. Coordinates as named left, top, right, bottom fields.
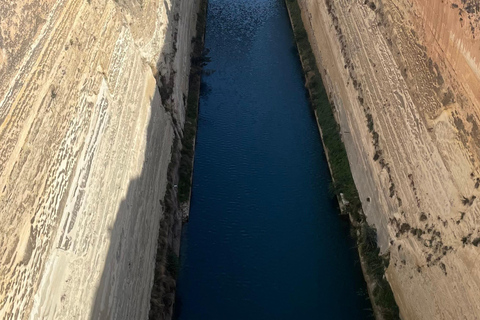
left=298, top=0, right=480, bottom=318
left=0, top=0, right=198, bottom=319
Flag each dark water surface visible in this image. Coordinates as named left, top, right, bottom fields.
left=173, top=0, right=371, bottom=318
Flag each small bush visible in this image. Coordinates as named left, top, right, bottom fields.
left=472, top=237, right=480, bottom=246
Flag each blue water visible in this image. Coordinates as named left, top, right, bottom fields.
left=173, top=0, right=371, bottom=319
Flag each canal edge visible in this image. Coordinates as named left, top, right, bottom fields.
left=148, top=0, right=208, bottom=319
left=283, top=0, right=400, bottom=319
left=178, top=0, right=209, bottom=222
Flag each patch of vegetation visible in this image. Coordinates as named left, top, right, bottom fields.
left=410, top=227, right=424, bottom=238
left=442, top=88, right=455, bottom=106
left=359, top=224, right=400, bottom=319
left=285, top=0, right=361, bottom=221
left=149, top=140, right=180, bottom=320
left=472, top=237, right=480, bottom=247
left=389, top=182, right=396, bottom=197
left=439, top=262, right=447, bottom=275
left=462, top=195, right=476, bottom=206
left=420, top=212, right=427, bottom=222
left=178, top=0, right=208, bottom=204
left=399, top=222, right=411, bottom=234
left=366, top=113, right=374, bottom=132
left=285, top=0, right=400, bottom=318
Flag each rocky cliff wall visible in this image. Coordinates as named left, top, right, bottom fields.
left=409, top=0, right=480, bottom=103
left=298, top=0, right=480, bottom=318
left=0, top=0, right=199, bottom=319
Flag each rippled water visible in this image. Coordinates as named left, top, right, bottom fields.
left=173, top=0, right=371, bottom=318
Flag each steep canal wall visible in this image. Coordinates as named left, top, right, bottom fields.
left=284, top=1, right=399, bottom=319
left=0, top=0, right=202, bottom=319
left=292, top=0, right=480, bottom=319
left=149, top=1, right=207, bottom=319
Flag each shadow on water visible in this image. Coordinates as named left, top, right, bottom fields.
left=89, top=1, right=188, bottom=319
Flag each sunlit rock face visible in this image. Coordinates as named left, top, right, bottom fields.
left=0, top=0, right=198, bottom=319
left=298, top=0, right=480, bottom=318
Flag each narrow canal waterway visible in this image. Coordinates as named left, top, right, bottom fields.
left=174, top=0, right=371, bottom=318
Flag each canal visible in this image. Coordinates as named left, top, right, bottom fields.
left=173, top=0, right=371, bottom=319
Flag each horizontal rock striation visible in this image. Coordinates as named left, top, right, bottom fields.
left=297, top=0, right=480, bottom=318
left=0, top=0, right=198, bottom=319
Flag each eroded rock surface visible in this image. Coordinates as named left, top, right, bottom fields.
left=299, top=0, right=480, bottom=318
left=0, top=0, right=198, bottom=319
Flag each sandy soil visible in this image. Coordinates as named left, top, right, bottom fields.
left=0, top=0, right=198, bottom=319
left=298, top=0, right=480, bottom=318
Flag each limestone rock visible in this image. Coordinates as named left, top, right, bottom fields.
left=0, top=0, right=198, bottom=319
left=299, top=0, right=480, bottom=318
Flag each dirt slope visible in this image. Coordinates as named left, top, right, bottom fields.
left=0, top=0, right=198, bottom=319
left=298, top=0, right=480, bottom=318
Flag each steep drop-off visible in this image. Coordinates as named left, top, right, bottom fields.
left=298, top=0, right=480, bottom=318
left=0, top=0, right=199, bottom=319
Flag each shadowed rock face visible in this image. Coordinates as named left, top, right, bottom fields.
left=297, top=0, right=480, bottom=318
left=0, top=0, right=198, bottom=319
